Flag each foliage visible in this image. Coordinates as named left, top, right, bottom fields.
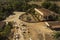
left=8, top=0, right=31, bottom=11
left=54, top=32, right=60, bottom=40
left=0, top=3, right=14, bottom=21
left=42, top=2, right=51, bottom=9
left=41, top=1, right=60, bottom=14
left=0, top=0, right=32, bottom=21
left=0, top=23, right=13, bottom=40
left=48, top=15, right=58, bottom=21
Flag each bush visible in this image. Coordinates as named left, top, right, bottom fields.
left=48, top=15, right=58, bottom=21
left=41, top=1, right=60, bottom=14
left=0, top=23, right=13, bottom=40
left=42, top=2, right=51, bottom=9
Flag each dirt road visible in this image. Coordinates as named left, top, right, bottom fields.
left=4, top=12, right=25, bottom=40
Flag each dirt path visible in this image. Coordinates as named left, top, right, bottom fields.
left=4, top=12, right=25, bottom=40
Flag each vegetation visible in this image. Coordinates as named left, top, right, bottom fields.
left=46, top=0, right=60, bottom=1
left=0, top=22, right=13, bottom=40
left=54, top=32, right=60, bottom=40
left=42, top=2, right=51, bottom=9
left=0, top=2, right=14, bottom=21
left=47, top=15, right=58, bottom=21
left=0, top=0, right=33, bottom=21
left=41, top=1, right=60, bottom=14
left=41, top=1, right=60, bottom=21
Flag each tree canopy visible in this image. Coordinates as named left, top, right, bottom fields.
left=0, top=22, right=13, bottom=40
left=41, top=2, right=60, bottom=14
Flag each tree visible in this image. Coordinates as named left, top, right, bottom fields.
left=48, top=15, right=58, bottom=21
left=48, top=3, right=60, bottom=13
left=41, top=1, right=60, bottom=14
left=41, top=1, right=51, bottom=9
left=54, top=32, right=60, bottom=40
left=0, top=23, right=13, bottom=40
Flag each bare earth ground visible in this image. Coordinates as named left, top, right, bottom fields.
left=4, top=12, right=55, bottom=40
left=4, top=12, right=25, bottom=40
left=25, top=22, right=55, bottom=40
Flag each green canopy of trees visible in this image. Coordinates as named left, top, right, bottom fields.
left=0, top=2, right=14, bottom=21
left=0, top=0, right=32, bottom=21
left=41, top=2, right=60, bottom=14
left=0, top=22, right=13, bottom=40
left=54, top=32, right=60, bottom=40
